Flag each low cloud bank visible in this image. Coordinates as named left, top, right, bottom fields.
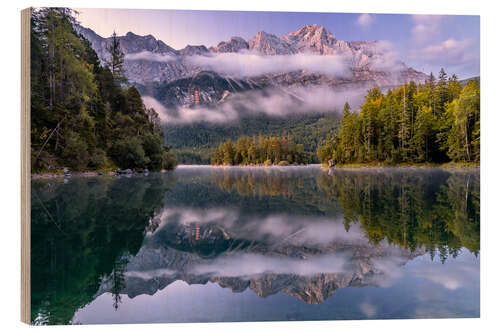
left=126, top=50, right=349, bottom=76
left=187, top=52, right=349, bottom=77
left=190, top=252, right=349, bottom=277
left=142, top=85, right=367, bottom=125
left=364, top=40, right=404, bottom=71
left=125, top=51, right=177, bottom=62
left=150, top=207, right=367, bottom=246
left=126, top=46, right=403, bottom=77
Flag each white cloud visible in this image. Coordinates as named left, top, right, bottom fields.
left=150, top=207, right=368, bottom=246
left=125, top=43, right=406, bottom=81
left=125, top=51, right=350, bottom=77
left=125, top=268, right=175, bottom=280
left=410, top=38, right=475, bottom=66
left=371, top=251, right=480, bottom=291
left=191, top=252, right=349, bottom=277
left=365, top=40, right=403, bottom=71
left=125, top=51, right=177, bottom=63
left=142, top=85, right=367, bottom=125
left=412, top=15, right=444, bottom=43
left=413, top=261, right=479, bottom=291
left=186, top=51, right=349, bottom=77
left=359, top=301, right=377, bottom=317
left=141, top=96, right=172, bottom=123
left=357, top=14, right=375, bottom=28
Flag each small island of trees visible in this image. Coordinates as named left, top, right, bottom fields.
left=211, top=136, right=307, bottom=166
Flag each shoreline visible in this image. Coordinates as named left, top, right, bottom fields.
left=31, top=163, right=480, bottom=178
left=179, top=163, right=479, bottom=169
left=324, top=162, right=480, bottom=170
left=31, top=169, right=172, bottom=179
left=31, top=171, right=111, bottom=179
left=177, top=164, right=319, bottom=168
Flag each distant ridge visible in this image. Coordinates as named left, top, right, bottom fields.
left=460, top=76, right=480, bottom=86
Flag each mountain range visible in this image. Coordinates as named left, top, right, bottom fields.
left=75, top=24, right=428, bottom=109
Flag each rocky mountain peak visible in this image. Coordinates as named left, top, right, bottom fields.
left=248, top=31, right=296, bottom=55
left=283, top=24, right=337, bottom=54
left=178, top=44, right=209, bottom=56
left=213, top=36, right=249, bottom=53
left=119, top=31, right=177, bottom=55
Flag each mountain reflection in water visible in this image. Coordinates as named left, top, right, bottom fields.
left=31, top=166, right=479, bottom=325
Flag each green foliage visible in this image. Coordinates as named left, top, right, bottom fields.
left=211, top=136, right=307, bottom=166
left=30, top=8, right=177, bottom=172
left=164, top=114, right=340, bottom=164
left=446, top=80, right=480, bottom=162
left=318, top=70, right=480, bottom=166
left=175, top=148, right=213, bottom=165
left=31, top=175, right=174, bottom=324
left=89, top=148, right=108, bottom=169
left=110, top=137, right=149, bottom=169
left=62, top=131, right=90, bottom=170
left=142, top=133, right=166, bottom=170
left=316, top=170, right=480, bottom=256
left=163, top=150, right=179, bottom=170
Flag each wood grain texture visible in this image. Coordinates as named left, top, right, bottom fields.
left=21, top=7, right=31, bottom=325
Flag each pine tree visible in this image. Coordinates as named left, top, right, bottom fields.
left=435, top=68, right=449, bottom=114
left=448, top=74, right=462, bottom=101
left=105, top=31, right=126, bottom=84
left=411, top=106, right=436, bottom=162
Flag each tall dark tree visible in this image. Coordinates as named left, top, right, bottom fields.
left=105, top=31, right=126, bottom=84
left=435, top=68, right=449, bottom=114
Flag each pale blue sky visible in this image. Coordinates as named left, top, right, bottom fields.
left=76, top=8, right=480, bottom=78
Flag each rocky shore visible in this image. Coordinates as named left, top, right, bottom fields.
left=31, top=168, right=171, bottom=179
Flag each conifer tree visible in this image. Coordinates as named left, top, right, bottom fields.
left=105, top=31, right=126, bottom=84
left=435, top=68, right=449, bottom=114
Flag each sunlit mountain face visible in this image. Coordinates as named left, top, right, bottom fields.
left=31, top=166, right=479, bottom=325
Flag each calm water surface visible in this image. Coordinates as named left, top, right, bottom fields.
left=31, top=166, right=480, bottom=325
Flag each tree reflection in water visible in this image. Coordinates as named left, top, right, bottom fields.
left=31, top=167, right=479, bottom=324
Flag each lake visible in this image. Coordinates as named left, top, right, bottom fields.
left=30, top=165, right=480, bottom=325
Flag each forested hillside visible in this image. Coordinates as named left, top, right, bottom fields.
left=30, top=8, right=177, bottom=173
left=165, top=114, right=340, bottom=164
left=317, top=70, right=480, bottom=166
